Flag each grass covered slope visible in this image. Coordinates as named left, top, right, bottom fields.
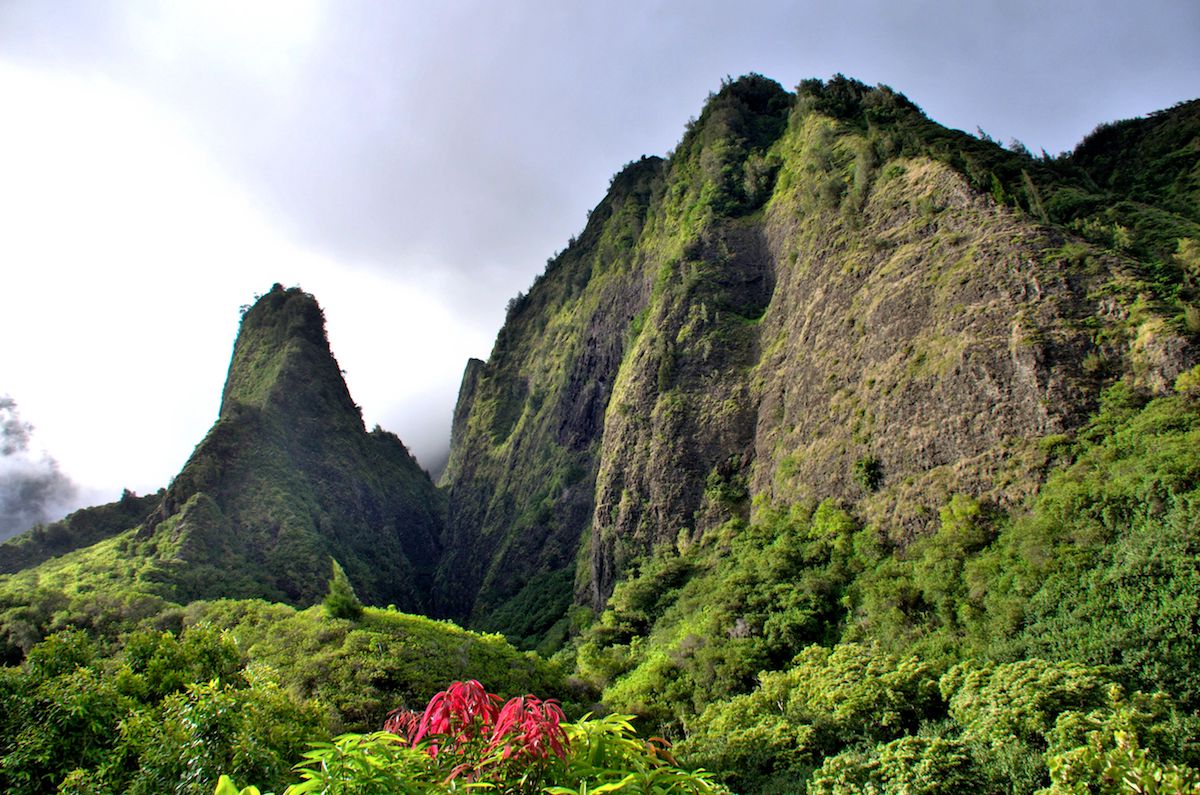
left=0, top=489, right=162, bottom=575
left=184, top=599, right=564, bottom=729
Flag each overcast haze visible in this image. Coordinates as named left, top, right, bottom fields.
left=1, top=0, right=1197, bottom=536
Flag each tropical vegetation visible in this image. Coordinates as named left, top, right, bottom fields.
left=0, top=74, right=1197, bottom=793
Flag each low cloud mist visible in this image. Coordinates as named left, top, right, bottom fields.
left=0, top=396, right=79, bottom=542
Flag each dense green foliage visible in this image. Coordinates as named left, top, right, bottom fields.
left=569, top=375, right=1200, bottom=793
left=220, top=681, right=724, bottom=795
left=0, top=625, right=325, bottom=794
left=0, top=602, right=567, bottom=792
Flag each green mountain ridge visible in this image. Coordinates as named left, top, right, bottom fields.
left=0, top=285, right=444, bottom=629
left=439, top=75, right=1198, bottom=641
left=144, top=284, right=445, bottom=609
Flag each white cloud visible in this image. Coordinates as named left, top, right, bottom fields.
left=0, top=63, right=483, bottom=504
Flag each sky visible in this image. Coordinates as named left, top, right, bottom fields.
left=0, top=0, right=1197, bottom=537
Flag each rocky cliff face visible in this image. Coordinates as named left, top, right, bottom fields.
left=144, top=285, right=444, bottom=609
left=441, top=75, right=1199, bottom=635
left=435, top=158, right=664, bottom=640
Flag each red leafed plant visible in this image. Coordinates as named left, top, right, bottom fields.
left=489, top=694, right=568, bottom=761
left=381, top=706, right=420, bottom=743
left=383, top=680, right=569, bottom=790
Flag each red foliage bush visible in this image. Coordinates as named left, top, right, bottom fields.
left=383, top=680, right=568, bottom=785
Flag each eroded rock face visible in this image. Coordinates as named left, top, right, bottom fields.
left=590, top=222, right=773, bottom=606
left=747, top=158, right=1104, bottom=528
left=587, top=162, right=1108, bottom=603
left=434, top=157, right=664, bottom=630
left=441, top=76, right=1198, bottom=629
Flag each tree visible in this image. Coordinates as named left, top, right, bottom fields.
left=323, top=559, right=363, bottom=620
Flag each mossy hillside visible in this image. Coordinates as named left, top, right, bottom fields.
left=751, top=141, right=1108, bottom=535
left=435, top=156, right=665, bottom=634
left=747, top=79, right=1195, bottom=532
left=0, top=527, right=179, bottom=662
left=792, top=77, right=1200, bottom=314
left=589, top=76, right=1191, bottom=602
left=148, top=285, right=445, bottom=610
left=555, top=78, right=795, bottom=609
left=181, top=599, right=567, bottom=731
left=440, top=78, right=794, bottom=632
left=0, top=492, right=318, bottom=659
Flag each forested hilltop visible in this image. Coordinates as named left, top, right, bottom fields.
left=1, top=74, right=1198, bottom=794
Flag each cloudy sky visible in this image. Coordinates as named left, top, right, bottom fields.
left=0, top=0, right=1197, bottom=534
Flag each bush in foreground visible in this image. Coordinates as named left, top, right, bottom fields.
left=220, top=680, right=725, bottom=794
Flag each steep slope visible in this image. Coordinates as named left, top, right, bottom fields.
left=0, top=285, right=444, bottom=615
left=436, top=157, right=665, bottom=642
left=440, top=75, right=1198, bottom=641
left=1067, top=97, right=1200, bottom=227
left=143, top=284, right=444, bottom=609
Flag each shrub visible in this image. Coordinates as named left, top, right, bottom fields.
left=679, top=644, right=942, bottom=793
left=809, top=736, right=984, bottom=795
left=323, top=560, right=363, bottom=621
left=1041, top=730, right=1200, bottom=794
left=222, top=681, right=725, bottom=795
left=851, top=455, right=882, bottom=492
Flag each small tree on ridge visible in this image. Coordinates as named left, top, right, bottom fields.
left=323, top=558, right=363, bottom=620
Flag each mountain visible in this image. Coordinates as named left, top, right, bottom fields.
left=436, top=75, right=1199, bottom=645
left=144, top=284, right=444, bottom=608
left=0, top=285, right=444, bottom=624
